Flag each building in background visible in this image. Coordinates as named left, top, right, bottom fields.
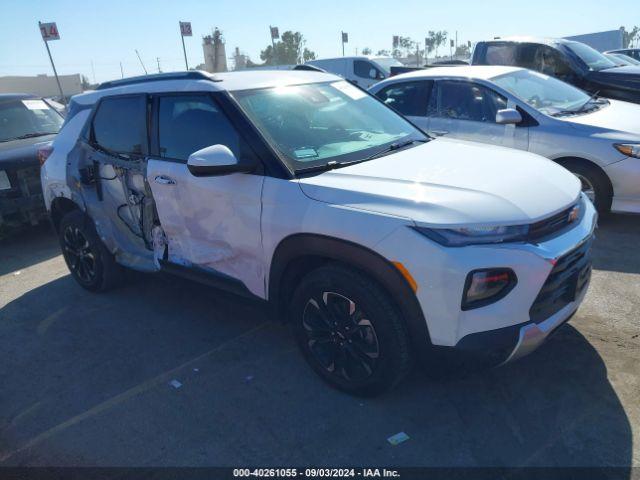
left=0, top=74, right=82, bottom=100
left=202, top=28, right=228, bottom=73
left=565, top=28, right=624, bottom=52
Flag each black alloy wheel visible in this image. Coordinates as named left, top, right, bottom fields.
left=302, top=291, right=380, bottom=382
left=62, top=225, right=97, bottom=284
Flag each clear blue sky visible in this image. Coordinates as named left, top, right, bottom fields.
left=0, top=0, right=636, bottom=83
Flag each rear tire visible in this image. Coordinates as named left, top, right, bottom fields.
left=290, top=264, right=412, bottom=396
left=559, top=159, right=612, bottom=213
left=58, top=210, right=122, bottom=292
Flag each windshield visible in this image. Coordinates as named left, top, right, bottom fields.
left=493, top=69, right=591, bottom=115
left=0, top=98, right=63, bottom=142
left=565, top=42, right=618, bottom=71
left=371, top=57, right=404, bottom=74
left=232, top=81, right=425, bottom=172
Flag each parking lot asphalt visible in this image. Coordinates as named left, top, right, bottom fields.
left=0, top=215, right=638, bottom=469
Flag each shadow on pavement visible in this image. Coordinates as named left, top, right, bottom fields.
left=0, top=269, right=633, bottom=470
left=0, top=224, right=59, bottom=276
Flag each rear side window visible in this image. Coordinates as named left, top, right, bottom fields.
left=157, top=94, right=241, bottom=161
left=483, top=44, right=518, bottom=65
left=354, top=60, right=382, bottom=79
left=376, top=81, right=433, bottom=116
left=92, top=96, right=147, bottom=156
left=434, top=81, right=507, bottom=123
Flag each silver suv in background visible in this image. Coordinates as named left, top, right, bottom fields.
left=370, top=66, right=640, bottom=214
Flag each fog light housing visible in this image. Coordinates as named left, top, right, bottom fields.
left=462, top=268, right=516, bottom=311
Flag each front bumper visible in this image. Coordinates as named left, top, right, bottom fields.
left=604, top=156, right=640, bottom=214
left=0, top=165, right=47, bottom=228
left=375, top=194, right=597, bottom=366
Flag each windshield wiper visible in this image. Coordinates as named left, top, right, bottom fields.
left=295, top=139, right=427, bottom=175
left=2, top=132, right=58, bottom=142
left=577, top=90, right=601, bottom=111
left=361, top=138, right=427, bottom=162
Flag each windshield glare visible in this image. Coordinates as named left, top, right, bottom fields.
left=233, top=81, right=424, bottom=171
left=565, top=42, right=617, bottom=71
left=0, top=99, right=63, bottom=142
left=493, top=70, right=590, bottom=114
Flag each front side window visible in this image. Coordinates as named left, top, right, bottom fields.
left=0, top=98, right=63, bottom=143
left=433, top=81, right=507, bottom=122
left=92, top=96, right=147, bottom=156
left=564, top=42, right=617, bottom=71
left=492, top=69, right=591, bottom=115
left=519, top=45, right=573, bottom=77
left=354, top=61, right=382, bottom=79
left=376, top=81, right=433, bottom=117
left=158, top=94, right=241, bottom=161
left=232, top=81, right=425, bottom=171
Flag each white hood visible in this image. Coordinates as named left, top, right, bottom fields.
left=562, top=100, right=640, bottom=139
left=298, top=138, right=581, bottom=226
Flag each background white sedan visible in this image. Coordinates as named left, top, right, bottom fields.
left=370, top=66, right=640, bottom=214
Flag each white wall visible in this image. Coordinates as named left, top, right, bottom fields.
left=0, top=74, right=83, bottom=98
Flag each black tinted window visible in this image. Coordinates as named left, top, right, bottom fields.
left=519, top=44, right=572, bottom=77
left=435, top=82, right=507, bottom=122
left=158, top=95, right=241, bottom=161
left=376, top=81, right=433, bottom=116
left=484, top=44, right=518, bottom=65
left=354, top=60, right=381, bottom=79
left=92, top=96, right=147, bottom=155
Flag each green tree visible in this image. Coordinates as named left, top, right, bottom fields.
left=376, top=49, right=390, bottom=56
left=622, top=26, right=639, bottom=48
left=454, top=43, right=470, bottom=57
left=260, top=31, right=316, bottom=65
left=361, top=47, right=372, bottom=55
left=425, top=32, right=437, bottom=59
left=434, top=31, right=448, bottom=58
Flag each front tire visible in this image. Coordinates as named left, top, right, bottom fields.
left=560, top=159, right=612, bottom=213
left=290, top=264, right=412, bottom=396
left=58, top=210, right=122, bottom=292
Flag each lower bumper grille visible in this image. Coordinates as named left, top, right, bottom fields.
left=529, top=236, right=593, bottom=323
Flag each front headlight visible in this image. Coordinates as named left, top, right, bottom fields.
left=412, top=224, right=529, bottom=247
left=614, top=143, right=640, bottom=158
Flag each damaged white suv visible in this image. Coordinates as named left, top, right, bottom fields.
left=42, top=71, right=597, bottom=395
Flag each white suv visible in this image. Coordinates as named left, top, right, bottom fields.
left=41, top=70, right=597, bottom=395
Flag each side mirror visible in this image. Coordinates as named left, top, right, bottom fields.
left=496, top=108, right=523, bottom=125
left=187, top=144, right=255, bottom=177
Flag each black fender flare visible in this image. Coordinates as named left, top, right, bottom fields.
left=268, top=233, right=432, bottom=352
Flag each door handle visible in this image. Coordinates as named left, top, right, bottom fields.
left=154, top=175, right=176, bottom=185
left=431, top=130, right=449, bottom=137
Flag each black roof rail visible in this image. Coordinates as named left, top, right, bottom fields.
left=97, top=71, right=218, bottom=90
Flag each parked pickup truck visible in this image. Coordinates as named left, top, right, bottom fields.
left=472, top=37, right=640, bottom=104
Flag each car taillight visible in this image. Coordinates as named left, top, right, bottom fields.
left=37, top=145, right=54, bottom=166
left=462, top=268, right=517, bottom=310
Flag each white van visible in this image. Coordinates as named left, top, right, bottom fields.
left=306, top=56, right=403, bottom=88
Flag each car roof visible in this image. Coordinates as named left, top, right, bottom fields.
left=212, top=69, right=341, bottom=90
left=479, top=36, right=574, bottom=47
left=73, top=69, right=342, bottom=105
left=308, top=56, right=394, bottom=62
left=0, top=93, right=38, bottom=102
left=379, top=65, right=524, bottom=83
